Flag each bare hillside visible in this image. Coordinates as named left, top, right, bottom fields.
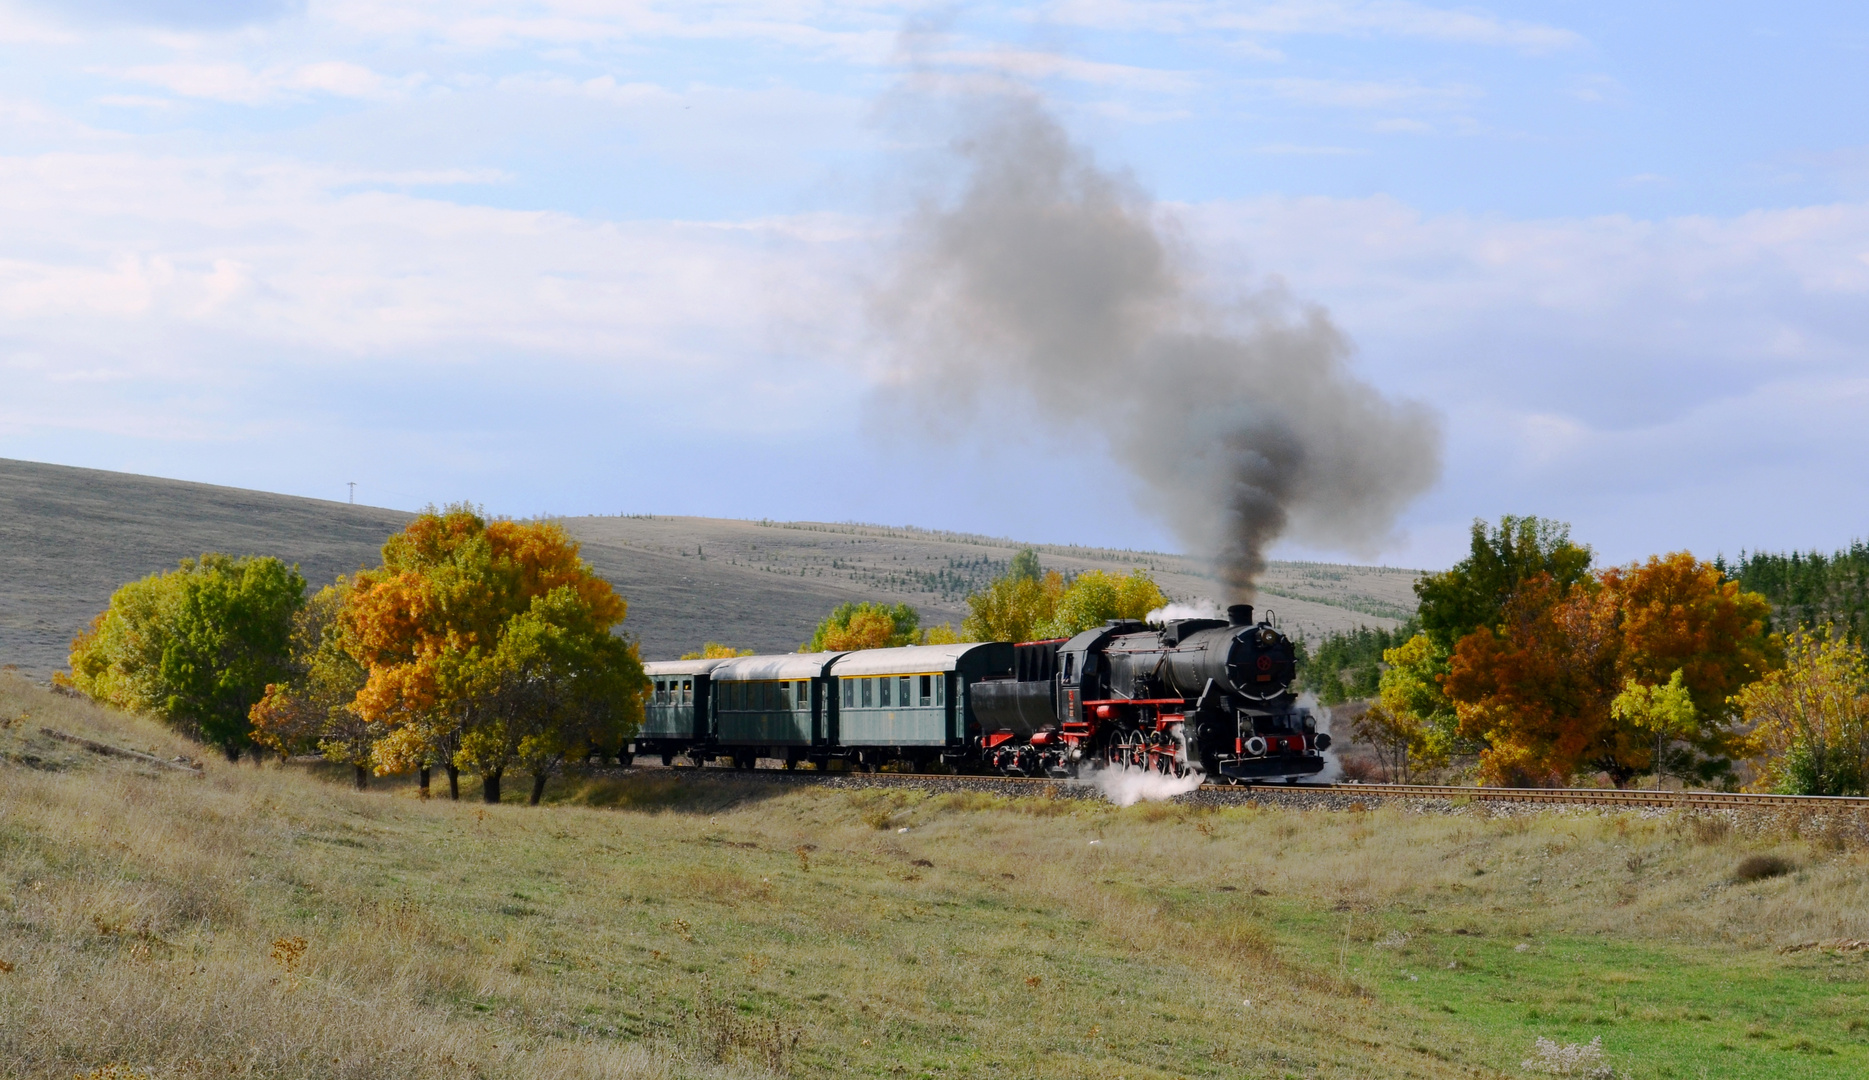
left=0, top=458, right=1419, bottom=676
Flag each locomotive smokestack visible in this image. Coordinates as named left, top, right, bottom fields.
left=1228, top=604, right=1253, bottom=627
left=874, top=53, right=1441, bottom=597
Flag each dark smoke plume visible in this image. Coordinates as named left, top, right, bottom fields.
left=876, top=94, right=1441, bottom=598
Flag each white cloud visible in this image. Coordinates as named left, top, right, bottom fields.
left=1253, top=75, right=1477, bottom=108
left=927, top=48, right=1194, bottom=91
left=115, top=60, right=426, bottom=104
left=1047, top=0, right=1582, bottom=52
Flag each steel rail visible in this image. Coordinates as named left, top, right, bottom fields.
left=1281, top=782, right=1869, bottom=811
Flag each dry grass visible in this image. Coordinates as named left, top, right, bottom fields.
left=5, top=672, right=1868, bottom=1078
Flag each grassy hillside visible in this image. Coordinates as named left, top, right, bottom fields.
left=1, top=458, right=1417, bottom=677
left=4, top=674, right=1867, bottom=1079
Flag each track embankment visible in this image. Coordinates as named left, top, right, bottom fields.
left=612, top=762, right=1869, bottom=816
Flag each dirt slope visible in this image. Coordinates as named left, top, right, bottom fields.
left=0, top=457, right=1419, bottom=675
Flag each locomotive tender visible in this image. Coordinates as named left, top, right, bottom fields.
left=637, top=604, right=1326, bottom=784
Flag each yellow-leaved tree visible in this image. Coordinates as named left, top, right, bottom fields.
left=342, top=505, right=646, bottom=803
left=681, top=642, right=755, bottom=660
left=1736, top=630, right=1869, bottom=796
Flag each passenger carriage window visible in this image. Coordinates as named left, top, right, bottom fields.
left=900, top=676, right=911, bottom=706
left=798, top=681, right=810, bottom=709
left=861, top=678, right=872, bottom=707
left=879, top=677, right=891, bottom=707
left=843, top=679, right=853, bottom=708
left=655, top=680, right=666, bottom=704
left=919, top=674, right=932, bottom=705
left=682, top=679, right=692, bottom=703
left=935, top=676, right=944, bottom=706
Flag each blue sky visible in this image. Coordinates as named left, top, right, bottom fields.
left=0, top=0, right=1865, bottom=573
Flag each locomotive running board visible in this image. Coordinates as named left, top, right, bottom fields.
left=1217, top=754, right=1327, bottom=780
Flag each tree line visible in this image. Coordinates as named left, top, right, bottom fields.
left=1338, top=516, right=1869, bottom=795
left=66, top=505, right=646, bottom=803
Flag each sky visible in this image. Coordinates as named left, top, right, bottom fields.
left=0, top=0, right=1865, bottom=574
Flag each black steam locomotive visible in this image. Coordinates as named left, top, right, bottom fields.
left=969, top=603, right=1326, bottom=782
left=638, top=603, right=1326, bottom=783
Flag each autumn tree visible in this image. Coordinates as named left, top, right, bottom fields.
left=343, top=505, right=645, bottom=803
left=1444, top=574, right=1622, bottom=786
left=1444, top=552, right=1776, bottom=787
left=1372, top=632, right=1457, bottom=774
left=1736, top=630, right=1869, bottom=796
left=680, top=642, right=755, bottom=660
left=250, top=582, right=380, bottom=789
left=67, top=554, right=306, bottom=760
left=1598, top=552, right=1777, bottom=782
left=959, top=554, right=1167, bottom=644
left=961, top=568, right=1065, bottom=643
left=801, top=601, right=922, bottom=652
left=1038, top=570, right=1167, bottom=638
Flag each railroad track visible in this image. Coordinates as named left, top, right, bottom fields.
left=1277, top=782, right=1869, bottom=812
left=632, top=762, right=1869, bottom=812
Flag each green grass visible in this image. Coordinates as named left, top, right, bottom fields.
left=5, top=672, right=1869, bottom=1078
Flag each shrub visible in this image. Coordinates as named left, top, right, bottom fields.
left=1733, top=853, right=1796, bottom=882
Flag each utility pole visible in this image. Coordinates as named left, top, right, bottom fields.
left=347, top=481, right=356, bottom=505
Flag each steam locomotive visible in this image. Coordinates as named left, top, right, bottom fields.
left=637, top=603, right=1326, bottom=784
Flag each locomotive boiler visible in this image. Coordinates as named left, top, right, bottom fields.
left=967, top=604, right=1327, bottom=782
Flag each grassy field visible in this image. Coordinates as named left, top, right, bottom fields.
left=4, top=673, right=1865, bottom=1079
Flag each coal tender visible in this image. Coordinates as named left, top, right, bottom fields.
left=968, top=604, right=1327, bottom=782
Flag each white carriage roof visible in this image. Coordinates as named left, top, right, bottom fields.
left=641, top=658, right=731, bottom=677
left=709, top=652, right=844, bottom=681
left=828, top=643, right=994, bottom=677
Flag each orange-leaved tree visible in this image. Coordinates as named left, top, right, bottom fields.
left=1598, top=552, right=1777, bottom=783
left=1444, top=574, right=1622, bottom=786
left=1444, top=552, right=1777, bottom=787
left=342, top=504, right=644, bottom=802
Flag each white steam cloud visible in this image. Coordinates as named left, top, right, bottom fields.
left=876, top=89, right=1442, bottom=597
left=1084, top=764, right=1206, bottom=806
left=1145, top=599, right=1226, bottom=623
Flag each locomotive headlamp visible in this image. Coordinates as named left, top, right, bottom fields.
left=1244, top=736, right=1267, bottom=756
left=1256, top=628, right=1277, bottom=646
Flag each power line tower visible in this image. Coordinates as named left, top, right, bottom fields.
left=347, top=481, right=356, bottom=505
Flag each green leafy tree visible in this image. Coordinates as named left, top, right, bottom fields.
left=1008, top=548, right=1042, bottom=583
left=1415, top=516, right=1593, bottom=652
left=67, top=554, right=306, bottom=760
left=800, top=601, right=921, bottom=652
left=249, top=582, right=380, bottom=788
left=1300, top=620, right=1419, bottom=705
left=452, top=586, right=646, bottom=804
